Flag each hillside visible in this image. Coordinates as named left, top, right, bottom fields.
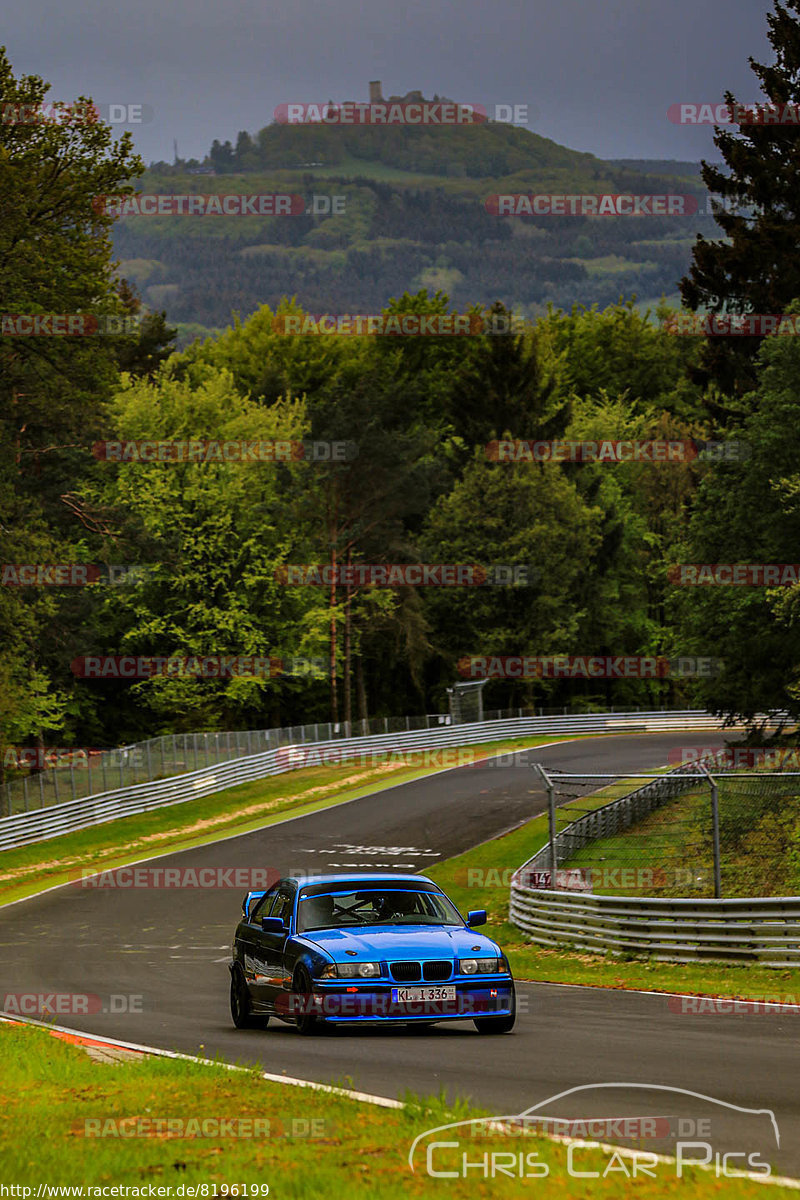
left=113, top=121, right=720, bottom=343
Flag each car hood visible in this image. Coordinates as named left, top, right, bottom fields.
left=298, top=925, right=498, bottom=960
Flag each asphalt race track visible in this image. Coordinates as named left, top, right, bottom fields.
left=2, top=732, right=799, bottom=1177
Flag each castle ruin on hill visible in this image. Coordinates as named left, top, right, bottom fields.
left=367, top=81, right=455, bottom=106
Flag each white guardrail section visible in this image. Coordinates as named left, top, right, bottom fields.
left=0, top=709, right=732, bottom=852
left=509, top=747, right=800, bottom=966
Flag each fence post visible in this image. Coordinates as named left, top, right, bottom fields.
left=698, top=764, right=722, bottom=898
left=38, top=770, right=45, bottom=808
left=710, top=776, right=722, bottom=899
left=534, top=764, right=557, bottom=889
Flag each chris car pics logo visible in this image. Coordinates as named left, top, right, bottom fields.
left=408, top=1084, right=779, bottom=1180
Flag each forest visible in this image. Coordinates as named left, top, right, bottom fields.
left=3, top=9, right=800, bottom=766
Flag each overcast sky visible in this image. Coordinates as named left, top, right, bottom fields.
left=4, top=0, right=775, bottom=165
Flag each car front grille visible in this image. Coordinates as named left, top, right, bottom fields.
left=422, top=960, right=452, bottom=981
left=389, top=960, right=453, bottom=982
left=390, top=961, right=422, bottom=982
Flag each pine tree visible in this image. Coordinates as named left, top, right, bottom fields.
left=680, top=0, right=800, bottom=413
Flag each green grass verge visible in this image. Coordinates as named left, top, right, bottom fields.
left=0, top=735, right=591, bottom=908
left=426, top=778, right=800, bottom=1001
left=0, top=1022, right=792, bottom=1195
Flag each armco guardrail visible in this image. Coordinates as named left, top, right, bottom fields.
left=509, top=748, right=800, bottom=965
left=0, top=709, right=735, bottom=852
left=508, top=889, right=800, bottom=966
left=2, top=703, right=717, bottom=818
left=3, top=715, right=461, bottom=817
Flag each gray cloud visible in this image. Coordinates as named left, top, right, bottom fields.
left=4, top=0, right=774, bottom=164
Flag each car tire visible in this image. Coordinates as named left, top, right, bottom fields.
left=474, top=984, right=516, bottom=1034
left=230, top=965, right=266, bottom=1029
left=292, top=965, right=325, bottom=1036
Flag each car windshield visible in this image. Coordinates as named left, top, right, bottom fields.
left=296, top=887, right=463, bottom=932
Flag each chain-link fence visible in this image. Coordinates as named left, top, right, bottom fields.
left=530, top=759, right=800, bottom=899
left=2, top=714, right=456, bottom=818
left=2, top=703, right=696, bottom=819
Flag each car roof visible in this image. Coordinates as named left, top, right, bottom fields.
left=287, top=872, right=438, bottom=887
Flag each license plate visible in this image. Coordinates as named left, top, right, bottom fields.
left=391, top=986, right=456, bottom=1002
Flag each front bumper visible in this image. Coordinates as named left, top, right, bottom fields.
left=276, top=980, right=515, bottom=1023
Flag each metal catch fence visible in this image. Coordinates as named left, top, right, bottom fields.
left=509, top=746, right=800, bottom=963
left=0, top=709, right=737, bottom=850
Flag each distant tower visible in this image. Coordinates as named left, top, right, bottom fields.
left=173, top=138, right=179, bottom=165
left=369, top=80, right=383, bottom=103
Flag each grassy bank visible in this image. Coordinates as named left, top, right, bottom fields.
left=0, top=1021, right=791, bottom=1196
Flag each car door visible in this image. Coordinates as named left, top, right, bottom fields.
left=236, top=884, right=278, bottom=1002
left=249, top=884, right=295, bottom=1010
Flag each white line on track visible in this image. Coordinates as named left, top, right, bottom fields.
left=521, top=978, right=800, bottom=1012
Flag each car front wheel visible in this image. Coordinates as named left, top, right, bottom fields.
left=292, top=965, right=325, bottom=1035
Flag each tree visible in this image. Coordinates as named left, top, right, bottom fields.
left=672, top=324, right=800, bottom=724
left=447, top=301, right=571, bottom=447
left=680, top=0, right=800, bottom=408
left=419, top=451, right=601, bottom=709
left=113, top=278, right=178, bottom=378
left=0, top=46, right=143, bottom=747
left=73, top=363, right=321, bottom=738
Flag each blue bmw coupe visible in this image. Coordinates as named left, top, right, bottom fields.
left=229, top=872, right=516, bottom=1034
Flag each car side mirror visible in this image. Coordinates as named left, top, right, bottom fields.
left=467, top=910, right=487, bottom=927
left=261, top=916, right=287, bottom=934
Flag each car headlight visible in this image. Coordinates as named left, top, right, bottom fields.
left=321, top=961, right=382, bottom=979
left=459, top=957, right=502, bottom=974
